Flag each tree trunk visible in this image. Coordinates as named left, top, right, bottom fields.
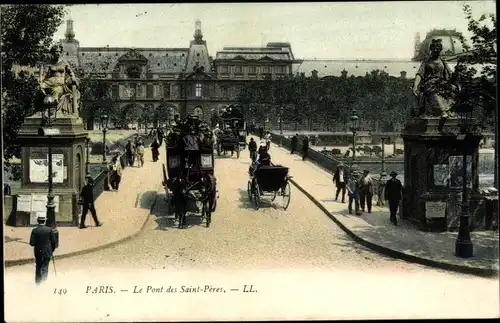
left=392, top=122, right=397, bottom=155
left=495, top=108, right=498, bottom=189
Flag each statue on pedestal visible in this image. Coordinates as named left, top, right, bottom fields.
left=412, top=39, right=459, bottom=119
left=38, top=43, right=81, bottom=118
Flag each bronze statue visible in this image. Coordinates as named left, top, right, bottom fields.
left=412, top=39, right=458, bottom=119
left=38, top=43, right=81, bottom=117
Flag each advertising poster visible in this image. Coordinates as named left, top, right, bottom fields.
left=29, top=154, right=64, bottom=183
left=449, top=155, right=472, bottom=189
left=16, top=195, right=32, bottom=212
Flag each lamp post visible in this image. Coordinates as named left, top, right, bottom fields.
left=349, top=110, right=360, bottom=166
left=100, top=114, right=109, bottom=166
left=85, top=137, right=91, bottom=175
left=377, top=137, right=388, bottom=207
left=40, top=96, right=59, bottom=245
left=455, top=102, right=474, bottom=258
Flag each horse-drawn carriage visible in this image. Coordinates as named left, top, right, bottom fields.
left=162, top=116, right=218, bottom=228
left=215, top=105, right=247, bottom=158
left=247, top=165, right=292, bottom=210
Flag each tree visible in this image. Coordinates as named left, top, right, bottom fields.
left=1, top=5, right=67, bottom=177
left=456, top=4, right=497, bottom=188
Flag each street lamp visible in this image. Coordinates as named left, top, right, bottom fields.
left=85, top=137, right=91, bottom=175
left=349, top=110, right=360, bottom=165
left=455, top=102, right=474, bottom=258
left=100, top=114, right=109, bottom=166
left=40, top=96, right=59, bottom=245
left=377, top=136, right=388, bottom=207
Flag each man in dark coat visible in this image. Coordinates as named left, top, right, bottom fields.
left=302, top=136, right=309, bottom=161
left=248, top=137, right=257, bottom=160
left=384, top=171, right=404, bottom=225
left=157, top=128, right=165, bottom=147
left=79, top=175, right=102, bottom=229
left=333, top=163, right=347, bottom=203
left=30, top=214, right=58, bottom=285
left=290, top=133, right=299, bottom=154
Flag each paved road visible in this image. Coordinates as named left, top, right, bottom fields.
left=5, top=152, right=499, bottom=321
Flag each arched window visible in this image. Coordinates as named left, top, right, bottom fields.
left=195, top=83, right=202, bottom=97
left=126, top=65, right=141, bottom=79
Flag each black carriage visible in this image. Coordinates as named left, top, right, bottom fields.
left=162, top=118, right=218, bottom=228
left=217, top=133, right=240, bottom=158
left=247, top=165, right=292, bottom=210
left=219, top=105, right=246, bottom=149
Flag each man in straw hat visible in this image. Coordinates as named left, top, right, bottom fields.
left=30, top=213, right=58, bottom=284
left=79, top=175, right=102, bottom=229
left=346, top=168, right=362, bottom=215
left=384, top=171, right=404, bottom=225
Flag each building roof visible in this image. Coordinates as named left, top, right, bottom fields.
left=215, top=43, right=295, bottom=61
left=76, top=47, right=189, bottom=74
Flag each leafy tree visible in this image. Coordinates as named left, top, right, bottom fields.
left=1, top=5, right=66, bottom=177
left=456, top=4, right=497, bottom=187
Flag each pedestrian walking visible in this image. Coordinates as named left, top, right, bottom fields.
left=79, top=175, right=102, bottom=229
left=264, top=131, right=272, bottom=151
left=248, top=137, right=257, bottom=160
left=302, top=136, right=309, bottom=161
left=290, top=133, right=299, bottom=154
left=384, top=171, right=404, bottom=225
left=150, top=139, right=160, bottom=162
left=109, top=156, right=123, bottom=191
left=135, top=140, right=145, bottom=167
left=359, top=170, right=374, bottom=213
left=29, top=214, right=58, bottom=285
left=125, top=140, right=135, bottom=167
left=333, top=163, right=347, bottom=203
left=346, top=169, right=362, bottom=215
left=157, top=128, right=165, bottom=147
left=258, top=126, right=264, bottom=140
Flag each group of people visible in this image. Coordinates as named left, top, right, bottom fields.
left=125, top=136, right=146, bottom=168
left=248, top=138, right=272, bottom=177
left=332, top=164, right=404, bottom=225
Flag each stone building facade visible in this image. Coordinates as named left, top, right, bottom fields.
left=58, top=19, right=300, bottom=124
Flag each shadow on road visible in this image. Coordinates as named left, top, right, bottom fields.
left=215, top=154, right=238, bottom=160
left=137, top=190, right=158, bottom=209
left=237, top=189, right=279, bottom=210
left=151, top=194, right=208, bottom=230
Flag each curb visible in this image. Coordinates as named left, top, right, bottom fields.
left=4, top=193, right=158, bottom=268
left=289, top=178, right=499, bottom=278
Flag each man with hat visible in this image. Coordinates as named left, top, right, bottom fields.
left=359, top=169, right=374, bottom=213
left=79, top=175, right=102, bottom=229
left=384, top=171, right=404, bottom=225
left=30, top=213, right=58, bottom=284
left=346, top=169, right=362, bottom=215
left=333, top=163, right=347, bottom=203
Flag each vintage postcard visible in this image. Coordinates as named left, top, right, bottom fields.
left=2, top=2, right=499, bottom=321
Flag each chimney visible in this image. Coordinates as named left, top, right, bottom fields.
left=65, top=20, right=75, bottom=41
left=311, top=69, right=318, bottom=79
left=400, top=71, right=407, bottom=79
left=341, top=69, right=348, bottom=78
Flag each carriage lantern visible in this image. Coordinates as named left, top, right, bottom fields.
left=454, top=101, right=474, bottom=258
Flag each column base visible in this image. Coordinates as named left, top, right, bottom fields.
left=455, top=240, right=474, bottom=258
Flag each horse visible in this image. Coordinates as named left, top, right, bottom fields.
left=200, top=173, right=217, bottom=227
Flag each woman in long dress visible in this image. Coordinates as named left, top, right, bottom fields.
left=412, top=39, right=458, bottom=119
left=39, top=43, right=80, bottom=117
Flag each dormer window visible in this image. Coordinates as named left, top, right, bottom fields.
left=126, top=65, right=141, bottom=79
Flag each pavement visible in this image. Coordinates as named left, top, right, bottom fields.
left=257, top=135, right=499, bottom=276
left=4, top=147, right=164, bottom=266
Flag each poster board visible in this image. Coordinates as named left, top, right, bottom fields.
left=30, top=194, right=59, bottom=213
left=28, top=154, right=64, bottom=183
left=425, top=201, right=446, bottom=219
left=17, top=195, right=32, bottom=212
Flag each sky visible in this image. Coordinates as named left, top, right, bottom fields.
left=53, top=1, right=496, bottom=60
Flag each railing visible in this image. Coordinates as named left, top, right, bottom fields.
left=267, top=132, right=385, bottom=202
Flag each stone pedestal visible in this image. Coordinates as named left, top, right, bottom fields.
left=13, top=115, right=89, bottom=226
left=401, top=117, right=482, bottom=232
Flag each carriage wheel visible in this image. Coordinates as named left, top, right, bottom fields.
left=253, top=183, right=261, bottom=210
left=247, top=181, right=253, bottom=200
left=217, top=145, right=221, bottom=156
left=211, top=193, right=217, bottom=212
left=271, top=191, right=277, bottom=202
left=282, top=182, right=291, bottom=210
